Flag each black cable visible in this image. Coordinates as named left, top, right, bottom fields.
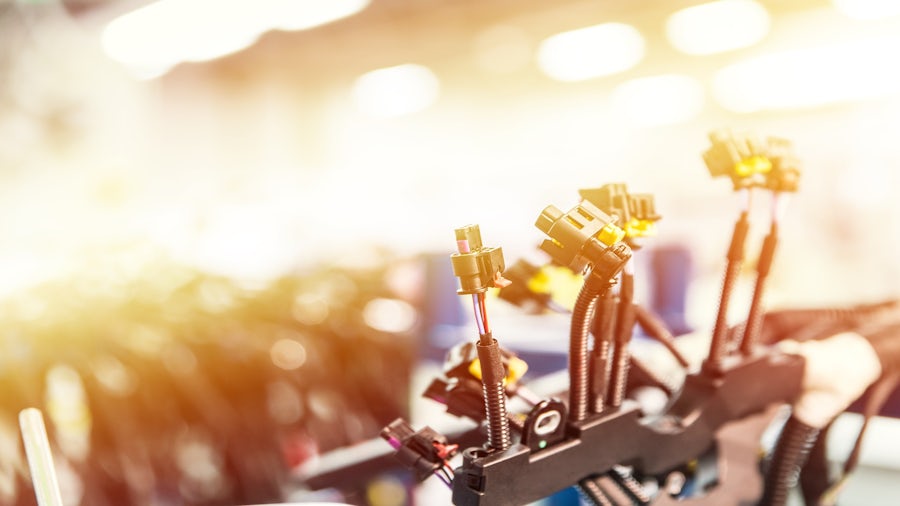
left=609, top=272, right=635, bottom=408
left=760, top=416, right=820, bottom=506
left=756, top=300, right=900, bottom=346
left=741, top=220, right=779, bottom=355
left=570, top=275, right=606, bottom=421
left=705, top=210, right=750, bottom=374
left=590, top=287, right=617, bottom=414
left=477, top=334, right=511, bottom=451
left=434, top=470, right=452, bottom=488
left=799, top=421, right=833, bottom=506
left=633, top=305, right=690, bottom=369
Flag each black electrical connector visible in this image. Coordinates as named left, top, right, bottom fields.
left=579, top=183, right=661, bottom=244
left=496, top=259, right=553, bottom=311
left=535, top=199, right=632, bottom=421
left=451, top=225, right=505, bottom=296
left=371, top=132, right=832, bottom=506
left=381, top=419, right=457, bottom=483
left=423, top=341, right=529, bottom=424
left=535, top=200, right=631, bottom=280
left=703, top=130, right=771, bottom=190
left=449, top=225, right=513, bottom=452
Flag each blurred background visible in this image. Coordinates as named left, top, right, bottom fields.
left=1, top=0, right=900, bottom=504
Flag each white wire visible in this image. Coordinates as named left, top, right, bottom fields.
left=472, top=294, right=485, bottom=335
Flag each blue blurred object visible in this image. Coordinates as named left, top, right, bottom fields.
left=648, top=244, right=694, bottom=336
left=541, top=486, right=582, bottom=505
left=421, top=253, right=470, bottom=360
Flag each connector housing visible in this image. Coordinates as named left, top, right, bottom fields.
left=764, top=137, right=801, bottom=193
left=380, top=419, right=455, bottom=482
left=497, top=259, right=551, bottom=309
left=579, top=183, right=661, bottom=240
left=704, top=131, right=801, bottom=193
left=535, top=200, right=631, bottom=280
left=450, top=225, right=505, bottom=295
left=704, top=130, right=772, bottom=190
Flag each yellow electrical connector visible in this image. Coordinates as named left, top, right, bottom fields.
left=579, top=183, right=661, bottom=245
left=704, top=130, right=770, bottom=190
left=468, top=355, right=529, bottom=386
left=451, top=224, right=507, bottom=295
left=705, top=130, right=801, bottom=192
left=535, top=200, right=630, bottom=277
left=530, top=265, right=581, bottom=311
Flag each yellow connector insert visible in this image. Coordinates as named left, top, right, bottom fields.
left=734, top=155, right=772, bottom=178
left=468, top=355, right=529, bottom=386
left=705, top=130, right=800, bottom=192
left=579, top=183, right=661, bottom=245
left=597, top=223, right=626, bottom=246
left=624, top=218, right=657, bottom=238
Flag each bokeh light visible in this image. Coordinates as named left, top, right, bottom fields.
left=102, top=0, right=370, bottom=79
left=270, top=338, right=308, bottom=371
left=352, top=64, right=441, bottom=118
left=666, top=0, right=771, bottom=55
left=363, top=298, right=418, bottom=334
left=832, top=0, right=900, bottom=20
left=713, top=36, right=900, bottom=112
left=536, top=23, right=645, bottom=82
left=611, top=74, right=705, bottom=127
